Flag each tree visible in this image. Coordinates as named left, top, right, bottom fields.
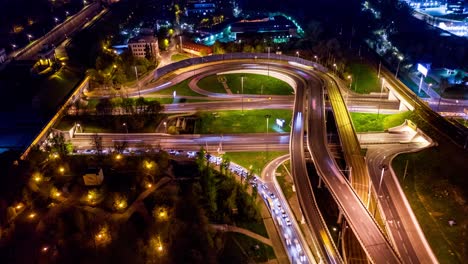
left=212, top=41, right=226, bottom=54
left=114, top=140, right=128, bottom=154
left=49, top=133, right=72, bottom=156
left=135, top=97, right=146, bottom=114
left=145, top=100, right=163, bottom=115
left=96, top=98, right=114, bottom=115
left=121, top=97, right=135, bottom=114
left=91, top=133, right=103, bottom=154
left=220, top=157, right=231, bottom=175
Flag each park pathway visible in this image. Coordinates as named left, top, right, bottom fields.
left=211, top=224, right=272, bottom=246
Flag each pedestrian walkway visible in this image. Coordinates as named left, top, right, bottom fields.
left=211, top=224, right=272, bottom=246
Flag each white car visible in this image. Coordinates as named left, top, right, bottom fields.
left=284, top=233, right=292, bottom=246
left=294, top=239, right=301, bottom=252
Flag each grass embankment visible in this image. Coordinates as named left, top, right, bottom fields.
left=346, top=61, right=381, bottom=94
left=38, top=68, right=82, bottom=111
left=388, top=111, right=468, bottom=263
left=275, top=160, right=294, bottom=200
left=195, top=109, right=293, bottom=134
left=55, top=114, right=164, bottom=133
left=147, top=79, right=205, bottom=97
left=350, top=111, right=412, bottom=132
left=393, top=148, right=467, bottom=263
left=198, top=73, right=294, bottom=95
left=219, top=233, right=275, bottom=263
left=171, top=53, right=191, bottom=62
left=223, top=151, right=288, bottom=175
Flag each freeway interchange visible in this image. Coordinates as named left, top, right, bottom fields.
left=62, top=57, right=441, bottom=263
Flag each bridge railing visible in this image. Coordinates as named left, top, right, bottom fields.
left=154, top=52, right=328, bottom=80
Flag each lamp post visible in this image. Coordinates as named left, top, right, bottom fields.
left=296, top=51, right=300, bottom=58
left=179, top=35, right=183, bottom=52
left=241, top=76, right=244, bottom=114
left=265, top=114, right=271, bottom=161
left=377, top=78, right=385, bottom=119
left=314, top=55, right=318, bottom=63
left=27, top=34, right=33, bottom=43
left=163, top=122, right=167, bottom=133
left=267, top=46, right=271, bottom=77
left=134, top=66, right=141, bottom=97
left=347, top=75, right=352, bottom=89
left=395, top=56, right=403, bottom=78
left=377, top=60, right=381, bottom=79
left=54, top=17, right=59, bottom=26
left=333, top=63, right=337, bottom=74
left=123, top=123, right=128, bottom=133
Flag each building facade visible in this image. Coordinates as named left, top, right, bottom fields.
left=128, top=30, right=159, bottom=60
left=446, top=0, right=465, bottom=14
left=0, top=48, right=7, bottom=64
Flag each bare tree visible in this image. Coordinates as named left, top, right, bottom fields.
left=114, top=140, right=128, bottom=154
left=91, top=133, right=103, bottom=154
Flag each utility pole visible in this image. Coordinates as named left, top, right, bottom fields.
left=377, top=61, right=381, bottom=79
left=134, top=66, right=141, bottom=97
left=265, top=114, right=271, bottom=161
left=377, top=78, right=385, bottom=119
left=267, top=46, right=271, bottom=77
left=241, top=76, right=244, bottom=114
left=403, top=160, right=409, bottom=181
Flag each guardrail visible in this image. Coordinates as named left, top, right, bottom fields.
left=20, top=77, right=90, bottom=160
left=13, top=2, right=102, bottom=60
left=154, top=52, right=328, bottom=80
left=20, top=53, right=326, bottom=160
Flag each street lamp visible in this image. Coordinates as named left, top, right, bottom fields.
left=267, top=46, right=271, bottom=77
left=54, top=17, right=59, bottom=25
left=27, top=34, right=33, bottom=43
left=134, top=66, right=141, bottom=97
left=296, top=51, right=300, bottom=58
left=65, top=11, right=70, bottom=16
left=122, top=123, right=128, bottom=133
left=377, top=78, right=385, bottom=119
left=265, top=114, right=271, bottom=160
left=395, top=56, right=403, bottom=79
left=314, top=55, right=318, bottom=62
left=163, top=121, right=167, bottom=133
left=347, top=75, right=352, bottom=89
left=241, top=76, right=244, bottom=114
left=179, top=35, right=183, bottom=52
left=333, top=63, right=337, bottom=74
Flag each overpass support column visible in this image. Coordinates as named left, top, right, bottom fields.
left=388, top=90, right=398, bottom=101
left=337, top=210, right=344, bottom=224
left=399, top=101, right=409, bottom=111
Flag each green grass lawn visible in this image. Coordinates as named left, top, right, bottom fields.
left=219, top=233, right=276, bottom=263
left=455, top=118, right=468, bottom=128
left=276, top=176, right=294, bottom=200
left=197, top=75, right=228, bottom=94
left=38, top=68, right=82, bottom=112
left=171, top=53, right=191, bottom=62
left=55, top=114, right=163, bottom=133
left=222, top=151, right=288, bottom=175
left=198, top=73, right=294, bottom=95
left=346, top=61, right=381, bottom=94
left=195, top=109, right=293, bottom=134
left=147, top=78, right=205, bottom=97
left=393, top=149, right=467, bottom=263
left=350, top=111, right=412, bottom=132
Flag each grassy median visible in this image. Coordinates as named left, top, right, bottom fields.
left=223, top=151, right=288, bottom=175
left=195, top=109, right=293, bottom=134
left=197, top=73, right=294, bottom=95
left=350, top=111, right=412, bottom=132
